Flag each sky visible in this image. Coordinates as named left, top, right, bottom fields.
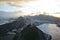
left=0, top=0, right=60, bottom=17
left=0, top=4, right=21, bottom=12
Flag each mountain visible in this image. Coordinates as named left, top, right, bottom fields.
left=13, top=24, right=47, bottom=40
left=0, top=17, right=16, bottom=25
left=0, top=11, right=25, bottom=25
left=0, top=14, right=60, bottom=33
left=0, top=15, right=60, bottom=31
left=0, top=14, right=60, bottom=40
left=24, top=14, right=60, bottom=26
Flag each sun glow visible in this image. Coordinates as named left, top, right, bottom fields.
left=0, top=0, right=60, bottom=18
left=1, top=0, right=60, bottom=17
left=17, top=0, right=60, bottom=17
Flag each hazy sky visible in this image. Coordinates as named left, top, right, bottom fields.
left=0, top=0, right=60, bottom=13
left=0, top=0, right=60, bottom=17
left=0, top=4, right=21, bottom=12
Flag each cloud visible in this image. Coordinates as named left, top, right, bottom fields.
left=0, top=0, right=37, bottom=6
left=55, top=0, right=60, bottom=2
left=0, top=1, right=8, bottom=5
left=0, top=11, right=15, bottom=18
left=0, top=11, right=31, bottom=18
left=0, top=0, right=35, bottom=1
left=0, top=0, right=60, bottom=13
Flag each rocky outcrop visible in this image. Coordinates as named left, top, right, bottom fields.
left=13, top=24, right=47, bottom=40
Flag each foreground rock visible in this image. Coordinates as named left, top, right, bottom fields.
left=13, top=24, right=51, bottom=40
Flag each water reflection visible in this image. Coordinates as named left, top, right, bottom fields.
left=37, top=23, right=60, bottom=40
left=48, top=24, right=60, bottom=40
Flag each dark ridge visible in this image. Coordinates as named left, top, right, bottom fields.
left=13, top=24, right=46, bottom=40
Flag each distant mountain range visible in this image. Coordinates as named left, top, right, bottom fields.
left=0, top=11, right=31, bottom=18
left=0, top=17, right=16, bottom=25
left=0, top=14, right=60, bottom=36
left=0, top=14, right=60, bottom=31
left=1, top=14, right=59, bottom=40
